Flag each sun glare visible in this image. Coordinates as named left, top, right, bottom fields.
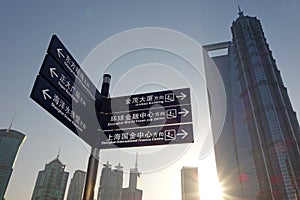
left=200, top=177, right=224, bottom=200
left=198, top=153, right=224, bottom=200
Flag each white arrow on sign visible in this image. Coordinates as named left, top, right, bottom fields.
left=177, top=129, right=189, bottom=139
left=176, top=92, right=187, bottom=101
left=57, top=48, right=65, bottom=58
left=178, top=108, right=189, bottom=117
left=49, top=67, right=58, bottom=78
left=42, top=89, right=52, bottom=100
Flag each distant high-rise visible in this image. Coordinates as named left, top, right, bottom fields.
left=31, top=154, right=69, bottom=200
left=122, top=154, right=143, bottom=200
left=67, top=170, right=86, bottom=200
left=0, top=128, right=25, bottom=200
left=97, top=162, right=123, bottom=200
left=204, top=8, right=300, bottom=200
left=181, top=167, right=200, bottom=200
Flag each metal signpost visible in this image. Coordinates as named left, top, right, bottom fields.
left=30, top=35, right=194, bottom=200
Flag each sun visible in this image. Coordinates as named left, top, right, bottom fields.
left=199, top=175, right=224, bottom=200
left=198, top=153, right=224, bottom=200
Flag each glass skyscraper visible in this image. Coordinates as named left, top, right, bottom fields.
left=97, top=162, right=123, bottom=200
left=205, top=9, right=300, bottom=199
left=203, top=41, right=257, bottom=199
left=232, top=9, right=300, bottom=199
left=122, top=154, right=142, bottom=200
left=67, top=170, right=86, bottom=200
left=31, top=155, right=69, bottom=200
left=0, top=128, right=25, bottom=200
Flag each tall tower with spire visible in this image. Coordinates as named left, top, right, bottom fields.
left=204, top=6, right=300, bottom=200
left=128, top=153, right=140, bottom=189
left=231, top=7, right=300, bottom=199
left=0, top=117, right=25, bottom=200
left=31, top=154, right=69, bottom=200
left=122, top=153, right=143, bottom=200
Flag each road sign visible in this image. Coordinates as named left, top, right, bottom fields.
left=97, top=87, right=194, bottom=148
left=31, top=35, right=194, bottom=149
left=31, top=76, right=92, bottom=135
left=109, top=87, right=191, bottom=113
left=30, top=75, right=107, bottom=147
left=47, top=35, right=101, bottom=101
left=103, top=104, right=192, bottom=131
left=31, top=35, right=106, bottom=147
left=31, top=76, right=194, bottom=148
left=101, top=88, right=192, bottom=130
left=39, top=54, right=94, bottom=110
left=101, top=123, right=193, bottom=148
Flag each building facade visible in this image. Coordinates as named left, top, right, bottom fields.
left=122, top=155, right=142, bottom=200
left=31, top=155, right=69, bottom=200
left=203, top=41, right=258, bottom=199
left=67, top=170, right=86, bottom=200
left=231, top=10, right=300, bottom=199
left=204, top=9, right=300, bottom=200
left=97, top=162, right=123, bottom=200
left=181, top=167, right=200, bottom=200
left=0, top=128, right=25, bottom=200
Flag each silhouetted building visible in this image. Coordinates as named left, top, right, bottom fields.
left=204, top=8, right=300, bottom=200
left=31, top=154, right=69, bottom=200
left=181, top=167, right=199, bottom=200
left=232, top=9, right=300, bottom=199
left=203, top=41, right=258, bottom=199
left=122, top=154, right=142, bottom=200
left=97, top=162, right=123, bottom=200
left=67, top=170, right=86, bottom=200
left=0, top=128, right=25, bottom=200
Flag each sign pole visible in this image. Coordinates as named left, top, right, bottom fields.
left=82, top=147, right=100, bottom=200
left=82, top=74, right=111, bottom=200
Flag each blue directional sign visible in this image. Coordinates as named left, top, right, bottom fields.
left=30, top=75, right=105, bottom=147
left=101, top=123, right=193, bottom=148
left=47, top=35, right=101, bottom=101
left=99, top=87, right=194, bottom=148
left=104, top=104, right=192, bottom=130
left=31, top=35, right=104, bottom=147
left=31, top=35, right=194, bottom=149
left=109, top=87, right=191, bottom=112
left=39, top=54, right=95, bottom=111
left=31, top=76, right=194, bottom=148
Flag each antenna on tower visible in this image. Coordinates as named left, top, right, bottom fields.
left=135, top=152, right=138, bottom=169
left=238, top=4, right=244, bottom=17
left=6, top=112, right=16, bottom=133
left=57, top=148, right=61, bottom=159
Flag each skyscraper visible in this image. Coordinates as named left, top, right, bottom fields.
left=31, top=154, right=69, bottom=200
left=67, top=170, right=86, bottom=200
left=0, top=128, right=25, bottom=200
left=181, top=167, right=200, bottom=200
left=97, top=162, right=123, bottom=200
left=203, top=41, right=258, bottom=199
left=205, top=8, right=300, bottom=200
left=122, top=154, right=142, bottom=200
left=231, top=9, right=300, bottom=199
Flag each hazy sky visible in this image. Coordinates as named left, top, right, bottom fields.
left=1, top=1, right=300, bottom=200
